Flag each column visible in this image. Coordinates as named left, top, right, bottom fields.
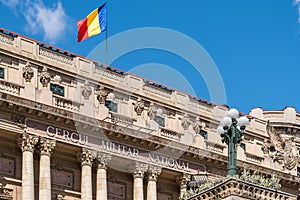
left=79, top=148, right=93, bottom=200
left=95, top=153, right=111, bottom=200
left=130, top=162, right=147, bottom=200
left=18, top=133, right=39, bottom=200
left=176, top=173, right=190, bottom=199
left=147, top=166, right=161, bottom=200
left=39, top=138, right=56, bottom=200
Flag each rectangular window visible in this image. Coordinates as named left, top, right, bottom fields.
left=297, top=167, right=300, bottom=177
left=0, top=68, right=4, bottom=79
left=200, top=130, right=208, bottom=140
left=240, top=143, right=246, bottom=151
left=105, top=100, right=118, bottom=112
left=154, top=116, right=165, bottom=127
left=50, top=83, right=64, bottom=97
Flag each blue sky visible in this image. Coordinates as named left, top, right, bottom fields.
left=1, top=0, right=300, bottom=114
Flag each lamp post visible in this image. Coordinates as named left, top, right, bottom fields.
left=217, top=108, right=249, bottom=177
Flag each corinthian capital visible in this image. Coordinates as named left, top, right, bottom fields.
left=176, top=173, right=190, bottom=188
left=39, top=138, right=56, bottom=156
left=96, top=152, right=111, bottom=169
left=130, top=162, right=148, bottom=179
left=18, top=133, right=39, bottom=153
left=147, top=165, right=161, bottom=182
left=79, top=148, right=93, bottom=166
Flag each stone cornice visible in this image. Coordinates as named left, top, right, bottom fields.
left=188, top=177, right=297, bottom=200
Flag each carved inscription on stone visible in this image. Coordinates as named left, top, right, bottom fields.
left=51, top=169, right=73, bottom=188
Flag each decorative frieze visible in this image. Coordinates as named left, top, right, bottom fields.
left=40, top=67, right=51, bottom=87
left=143, top=84, right=172, bottom=99
left=160, top=128, right=182, bottom=141
left=18, top=133, right=39, bottom=153
left=0, top=79, right=22, bottom=95
left=0, top=32, right=14, bottom=45
left=39, top=47, right=73, bottom=65
left=53, top=95, right=81, bottom=112
left=23, top=62, right=34, bottom=82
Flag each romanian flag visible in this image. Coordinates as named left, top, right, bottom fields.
left=77, top=3, right=107, bottom=42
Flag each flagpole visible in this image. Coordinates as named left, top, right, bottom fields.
left=106, top=29, right=108, bottom=65
left=105, top=2, right=108, bottom=65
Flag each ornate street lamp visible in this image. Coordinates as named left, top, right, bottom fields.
left=217, top=108, right=249, bottom=177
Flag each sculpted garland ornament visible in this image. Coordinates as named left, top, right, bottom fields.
left=262, top=121, right=300, bottom=170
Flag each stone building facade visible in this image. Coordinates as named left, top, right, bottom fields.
left=0, top=28, right=299, bottom=199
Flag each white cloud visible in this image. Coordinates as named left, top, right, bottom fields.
left=0, top=0, right=18, bottom=9
left=1, top=0, right=68, bottom=44
left=23, top=1, right=68, bottom=43
left=294, top=0, right=300, bottom=24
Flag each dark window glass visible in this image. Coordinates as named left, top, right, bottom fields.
left=240, top=143, right=246, bottom=151
left=0, top=68, right=4, bottom=79
left=50, top=83, right=64, bottom=96
left=105, top=100, right=118, bottom=112
left=200, top=130, right=208, bottom=140
left=154, top=116, right=165, bottom=127
left=297, top=167, right=300, bottom=177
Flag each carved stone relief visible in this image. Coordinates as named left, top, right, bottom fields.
left=262, top=121, right=300, bottom=170
left=81, top=82, right=92, bottom=100
left=134, top=98, right=144, bottom=116
left=23, top=62, right=34, bottom=82
left=40, top=67, right=51, bottom=87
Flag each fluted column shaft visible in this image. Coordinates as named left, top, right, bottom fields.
left=131, top=162, right=147, bottom=200
left=80, top=148, right=93, bottom=200
left=96, top=153, right=111, bottom=200
left=39, top=138, right=56, bottom=200
left=18, top=133, right=39, bottom=200
left=147, top=166, right=161, bottom=200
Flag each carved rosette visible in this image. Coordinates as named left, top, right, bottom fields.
left=23, top=62, right=34, bottom=82
left=182, top=115, right=191, bottom=130
left=39, top=138, right=56, bottom=156
left=79, top=148, right=93, bottom=166
left=193, top=118, right=203, bottom=134
left=96, top=86, right=109, bottom=105
left=134, top=98, right=144, bottom=116
left=147, top=165, right=161, bottom=182
left=81, top=82, right=92, bottom=100
left=18, top=133, right=39, bottom=153
left=40, top=67, right=51, bottom=87
left=148, top=103, right=157, bottom=120
left=96, top=152, right=111, bottom=169
left=130, top=162, right=148, bottom=179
